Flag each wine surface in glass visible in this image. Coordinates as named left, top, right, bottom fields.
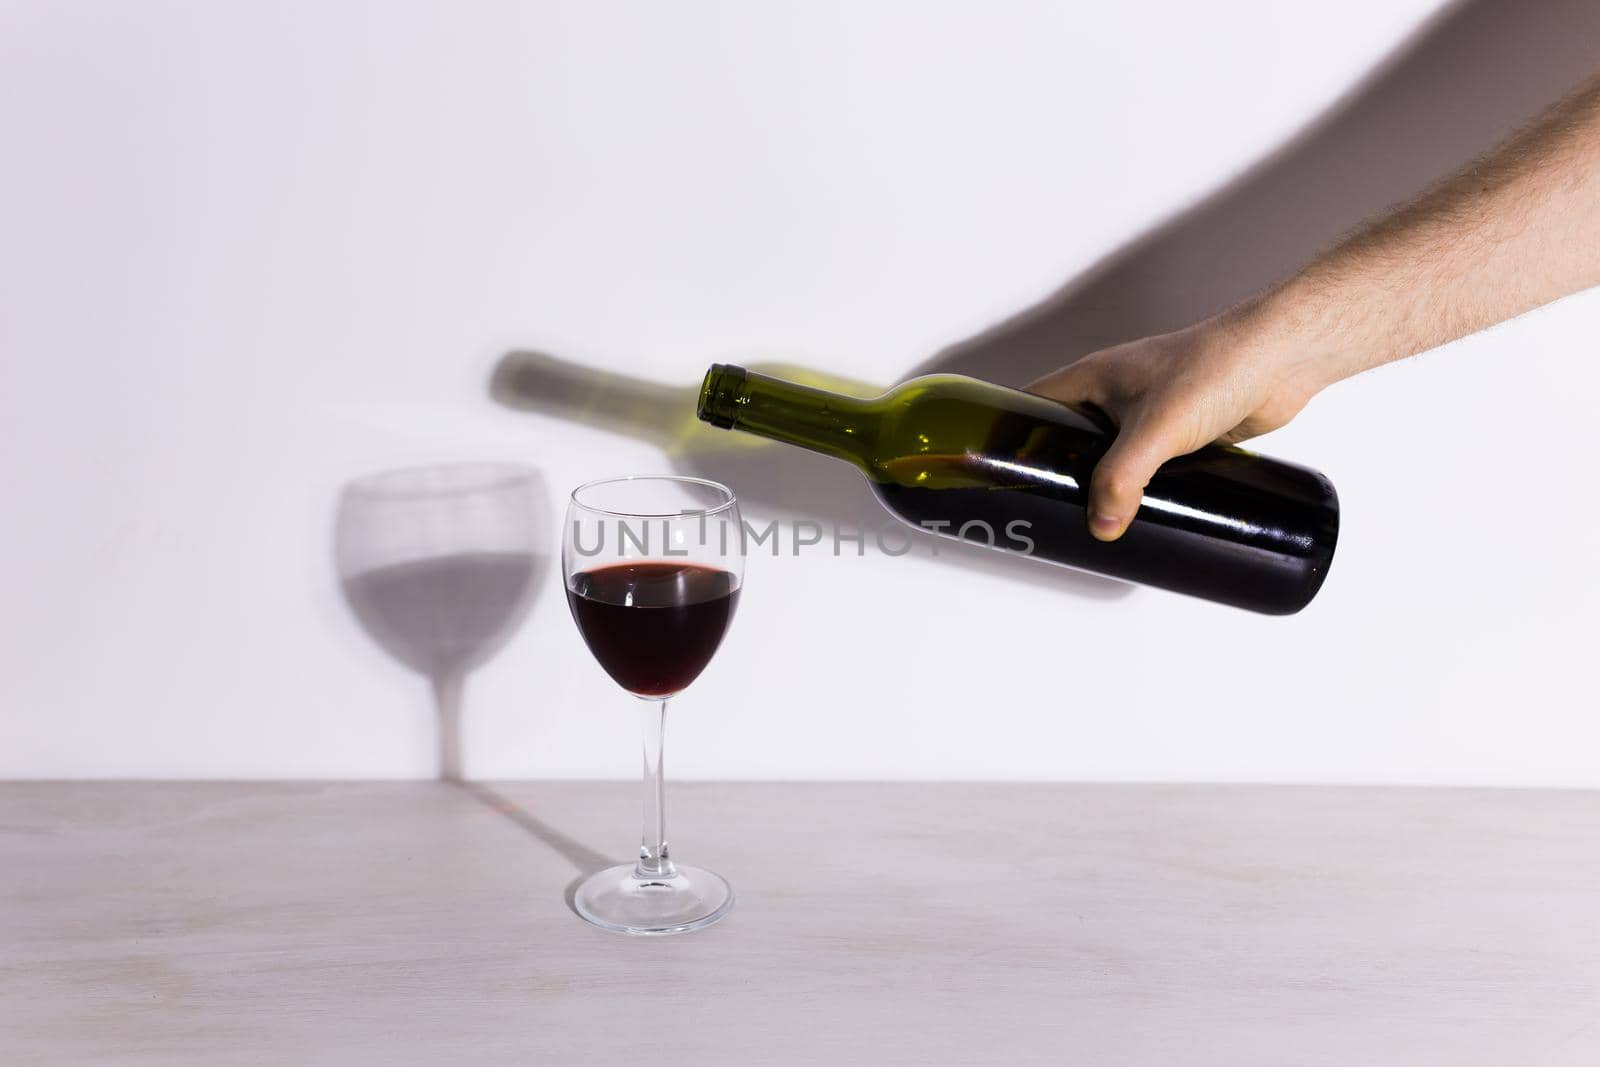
left=566, top=561, right=740, bottom=697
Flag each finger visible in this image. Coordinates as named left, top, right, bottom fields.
left=1025, top=358, right=1108, bottom=409
left=1086, top=413, right=1187, bottom=542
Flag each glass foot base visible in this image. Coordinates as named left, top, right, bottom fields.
left=573, top=863, right=734, bottom=935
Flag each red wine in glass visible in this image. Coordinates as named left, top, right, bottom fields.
left=562, top=475, right=747, bottom=935
left=566, top=562, right=740, bottom=698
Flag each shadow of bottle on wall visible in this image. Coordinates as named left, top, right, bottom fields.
left=913, top=0, right=1600, bottom=386
left=489, top=350, right=1132, bottom=601
left=487, top=0, right=1600, bottom=606
left=335, top=463, right=551, bottom=780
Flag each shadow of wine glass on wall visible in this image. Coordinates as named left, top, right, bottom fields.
left=335, top=466, right=621, bottom=903
left=335, top=464, right=550, bottom=781
left=911, top=0, right=1600, bottom=386
left=489, top=351, right=1131, bottom=601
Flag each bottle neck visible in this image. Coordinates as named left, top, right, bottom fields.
left=697, top=364, right=876, bottom=465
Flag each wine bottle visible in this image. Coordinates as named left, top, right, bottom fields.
left=696, top=364, right=1339, bottom=614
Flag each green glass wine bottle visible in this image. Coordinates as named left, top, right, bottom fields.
left=697, top=364, right=1339, bottom=614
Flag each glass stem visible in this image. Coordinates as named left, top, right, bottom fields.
left=635, top=698, right=675, bottom=880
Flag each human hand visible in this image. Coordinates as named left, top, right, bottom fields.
left=1026, top=305, right=1323, bottom=541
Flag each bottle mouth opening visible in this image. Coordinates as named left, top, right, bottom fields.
left=696, top=363, right=747, bottom=429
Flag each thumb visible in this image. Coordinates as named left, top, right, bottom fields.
left=1086, top=413, right=1184, bottom=542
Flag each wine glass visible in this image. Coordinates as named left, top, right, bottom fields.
left=563, top=475, right=745, bottom=935
left=336, top=464, right=547, bottom=779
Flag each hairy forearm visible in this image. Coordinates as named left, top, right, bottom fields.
left=1025, top=71, right=1600, bottom=541
left=1243, top=72, right=1600, bottom=396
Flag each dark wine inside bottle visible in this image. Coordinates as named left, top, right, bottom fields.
left=875, top=448, right=1336, bottom=615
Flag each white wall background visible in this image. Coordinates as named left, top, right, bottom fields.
left=3, top=0, right=1597, bottom=784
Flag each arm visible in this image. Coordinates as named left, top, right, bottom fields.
left=1030, top=71, right=1600, bottom=541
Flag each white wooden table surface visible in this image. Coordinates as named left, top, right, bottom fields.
left=3, top=782, right=1598, bottom=1065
